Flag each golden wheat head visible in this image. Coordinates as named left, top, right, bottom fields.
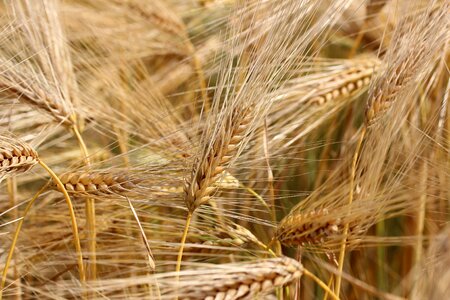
left=177, top=257, right=303, bottom=300
left=0, top=136, right=38, bottom=180
left=51, top=171, right=140, bottom=196
left=276, top=208, right=341, bottom=247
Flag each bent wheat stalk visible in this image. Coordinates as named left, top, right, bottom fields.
left=0, top=138, right=85, bottom=299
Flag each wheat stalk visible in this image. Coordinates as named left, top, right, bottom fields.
left=0, top=137, right=84, bottom=300
left=7, top=0, right=101, bottom=282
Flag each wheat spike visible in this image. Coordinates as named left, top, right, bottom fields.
left=0, top=136, right=38, bottom=180
left=276, top=209, right=341, bottom=247
left=308, top=58, right=381, bottom=105
left=177, top=257, right=303, bottom=300
left=184, top=107, right=252, bottom=212
left=0, top=67, right=74, bottom=126
left=52, top=171, right=139, bottom=196
left=365, top=2, right=449, bottom=125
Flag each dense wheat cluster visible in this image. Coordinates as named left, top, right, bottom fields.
left=0, top=0, right=448, bottom=299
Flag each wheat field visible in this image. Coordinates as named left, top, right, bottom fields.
left=0, top=0, right=449, bottom=299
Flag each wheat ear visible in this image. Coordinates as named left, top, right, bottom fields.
left=276, top=208, right=341, bottom=247
left=0, top=137, right=39, bottom=181
left=308, top=58, right=381, bottom=105
left=53, top=171, right=140, bottom=196
left=177, top=257, right=303, bottom=300
left=176, top=106, right=253, bottom=274
left=0, top=62, right=74, bottom=126
left=52, top=169, right=156, bottom=271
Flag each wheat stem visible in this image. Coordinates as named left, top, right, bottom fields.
left=376, top=220, right=386, bottom=292
left=263, top=119, right=277, bottom=226
left=114, top=125, right=130, bottom=167
left=335, top=126, right=366, bottom=296
left=6, top=177, right=21, bottom=300
left=415, top=162, right=427, bottom=265
left=72, top=125, right=96, bottom=281
left=72, top=125, right=91, bottom=165
left=348, top=21, right=367, bottom=58
left=175, top=211, right=192, bottom=300
left=303, top=269, right=339, bottom=300
left=176, top=212, right=192, bottom=274
left=185, top=41, right=210, bottom=113
left=322, top=276, right=334, bottom=300
left=239, top=182, right=271, bottom=211
left=304, top=269, right=340, bottom=300
left=38, top=161, right=86, bottom=283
